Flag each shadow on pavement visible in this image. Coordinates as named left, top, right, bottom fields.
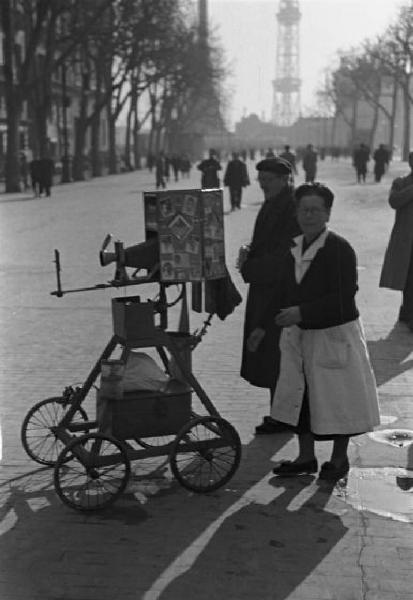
left=367, top=322, right=413, bottom=387
left=0, top=434, right=294, bottom=599
left=160, top=477, right=345, bottom=600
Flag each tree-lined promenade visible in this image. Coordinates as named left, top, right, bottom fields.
left=1, top=0, right=224, bottom=192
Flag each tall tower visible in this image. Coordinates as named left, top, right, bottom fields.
left=271, top=0, right=301, bottom=126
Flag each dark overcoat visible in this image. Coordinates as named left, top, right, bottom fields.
left=223, top=159, right=249, bottom=189
left=197, top=158, right=222, bottom=188
left=380, top=173, right=413, bottom=290
left=240, top=186, right=299, bottom=388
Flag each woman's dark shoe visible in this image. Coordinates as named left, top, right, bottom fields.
left=272, top=459, right=318, bottom=476
left=318, top=459, right=350, bottom=481
left=255, top=416, right=290, bottom=435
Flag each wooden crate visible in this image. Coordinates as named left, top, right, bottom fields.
left=97, top=379, right=191, bottom=439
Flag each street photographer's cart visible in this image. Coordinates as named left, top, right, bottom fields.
left=21, top=189, right=242, bottom=512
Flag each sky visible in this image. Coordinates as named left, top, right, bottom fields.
left=208, top=0, right=404, bottom=129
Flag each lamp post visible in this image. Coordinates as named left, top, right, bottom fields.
left=61, top=63, right=71, bottom=183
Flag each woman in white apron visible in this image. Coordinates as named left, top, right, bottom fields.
left=247, top=183, right=380, bottom=481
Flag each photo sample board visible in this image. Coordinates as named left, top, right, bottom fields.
left=143, top=189, right=225, bottom=283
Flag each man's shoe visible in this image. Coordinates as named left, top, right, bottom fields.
left=318, top=459, right=350, bottom=481
left=255, top=417, right=289, bottom=435
left=272, top=459, right=318, bottom=476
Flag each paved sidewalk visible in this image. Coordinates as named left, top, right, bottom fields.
left=0, top=159, right=412, bottom=599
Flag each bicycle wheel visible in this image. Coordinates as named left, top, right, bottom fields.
left=54, top=433, right=130, bottom=511
left=170, top=416, right=241, bottom=493
left=21, top=397, right=88, bottom=466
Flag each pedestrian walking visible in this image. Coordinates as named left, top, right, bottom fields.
left=38, top=156, right=54, bottom=196
left=180, top=154, right=191, bottom=178
left=19, top=151, right=29, bottom=191
left=279, top=145, right=298, bottom=175
left=237, top=157, right=300, bottom=434
left=352, top=143, right=370, bottom=183
left=373, top=144, right=390, bottom=183
left=302, top=144, right=317, bottom=183
left=29, top=158, right=41, bottom=196
left=155, top=152, right=167, bottom=189
left=380, top=151, right=413, bottom=330
left=249, top=182, right=379, bottom=479
left=223, top=151, right=250, bottom=210
left=170, top=154, right=181, bottom=182
left=197, top=149, right=222, bottom=189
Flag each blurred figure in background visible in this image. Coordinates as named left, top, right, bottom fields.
left=353, top=143, right=370, bottom=184
left=373, top=144, right=390, bottom=183
left=302, top=144, right=318, bottom=183
left=197, top=149, right=222, bottom=189
left=279, top=145, right=298, bottom=176
left=223, top=151, right=250, bottom=211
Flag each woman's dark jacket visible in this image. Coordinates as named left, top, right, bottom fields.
left=261, top=230, right=359, bottom=330
left=240, top=185, right=299, bottom=388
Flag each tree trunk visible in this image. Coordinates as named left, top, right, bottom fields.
left=91, top=113, right=102, bottom=177
left=387, top=79, right=398, bottom=156
left=402, top=76, right=411, bottom=162
left=107, top=103, right=117, bottom=174
left=2, top=0, right=22, bottom=192
left=368, top=103, right=379, bottom=149
left=125, top=105, right=132, bottom=170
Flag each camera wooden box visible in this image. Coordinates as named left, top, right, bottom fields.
left=112, top=296, right=156, bottom=342
left=97, top=379, right=191, bottom=439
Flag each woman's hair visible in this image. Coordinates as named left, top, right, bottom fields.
left=295, top=182, right=334, bottom=210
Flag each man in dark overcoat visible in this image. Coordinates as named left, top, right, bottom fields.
left=197, top=149, right=222, bottom=189
left=302, top=144, right=317, bottom=183
left=352, top=143, right=370, bottom=183
left=237, top=157, right=299, bottom=434
left=223, top=151, right=250, bottom=210
left=373, top=144, right=390, bottom=183
left=380, top=151, right=413, bottom=330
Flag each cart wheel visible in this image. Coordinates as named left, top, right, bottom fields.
left=135, top=435, right=175, bottom=450
left=170, top=416, right=241, bottom=493
left=21, top=397, right=88, bottom=466
left=54, top=433, right=130, bottom=512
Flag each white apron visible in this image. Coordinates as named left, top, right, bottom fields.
left=271, top=319, right=380, bottom=435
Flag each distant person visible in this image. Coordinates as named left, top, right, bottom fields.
left=29, top=158, right=41, bottom=197
left=19, top=151, right=29, bottom=191
left=155, top=152, right=167, bottom=189
left=265, top=148, right=275, bottom=158
left=279, top=145, right=298, bottom=175
left=197, top=149, right=222, bottom=188
left=353, top=143, right=370, bottom=183
left=380, top=151, right=413, bottom=330
left=302, top=144, right=317, bottom=183
left=170, top=154, right=181, bottom=182
left=373, top=144, right=390, bottom=183
left=180, top=154, right=191, bottom=178
left=237, top=157, right=300, bottom=435
left=38, top=156, right=54, bottom=196
left=223, top=151, right=250, bottom=210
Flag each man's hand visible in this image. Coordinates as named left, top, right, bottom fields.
left=247, top=327, right=265, bottom=352
left=275, top=306, right=301, bottom=327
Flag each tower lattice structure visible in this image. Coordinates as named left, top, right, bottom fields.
left=271, top=0, right=301, bottom=126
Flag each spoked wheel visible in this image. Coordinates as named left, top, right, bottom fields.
left=170, top=416, right=241, bottom=493
left=21, top=397, right=88, bottom=466
left=54, top=433, right=131, bottom=512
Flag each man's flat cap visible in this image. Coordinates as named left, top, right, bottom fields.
left=256, top=157, right=292, bottom=175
